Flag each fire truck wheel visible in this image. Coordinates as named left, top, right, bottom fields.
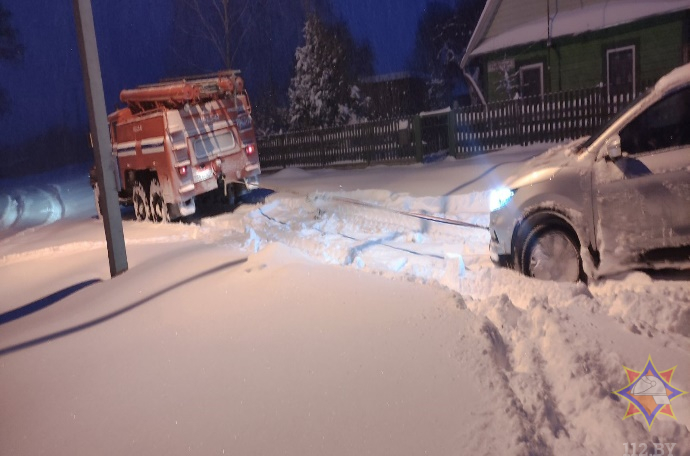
left=226, top=183, right=237, bottom=208
left=149, top=178, right=169, bottom=223
left=132, top=181, right=149, bottom=221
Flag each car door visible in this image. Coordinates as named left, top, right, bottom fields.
left=593, top=85, right=690, bottom=268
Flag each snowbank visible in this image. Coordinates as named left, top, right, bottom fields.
left=1, top=148, right=688, bottom=455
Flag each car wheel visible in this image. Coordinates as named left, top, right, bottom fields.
left=521, top=223, right=583, bottom=282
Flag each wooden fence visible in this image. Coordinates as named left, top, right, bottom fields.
left=257, top=118, right=415, bottom=170
left=455, top=86, right=638, bottom=154
left=257, top=86, right=642, bottom=169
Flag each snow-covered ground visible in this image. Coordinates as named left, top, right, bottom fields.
left=1, top=145, right=688, bottom=455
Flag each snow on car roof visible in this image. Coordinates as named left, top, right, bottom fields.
left=654, top=62, right=690, bottom=93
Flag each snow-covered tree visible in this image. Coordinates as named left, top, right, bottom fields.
left=169, top=0, right=334, bottom=135
left=495, top=64, right=519, bottom=100
left=288, top=14, right=370, bottom=129
left=0, top=2, right=23, bottom=117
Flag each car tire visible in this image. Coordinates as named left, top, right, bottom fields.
left=520, top=221, right=585, bottom=283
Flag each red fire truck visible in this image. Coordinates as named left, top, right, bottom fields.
left=92, top=70, right=261, bottom=221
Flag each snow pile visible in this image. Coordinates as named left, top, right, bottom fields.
left=199, top=189, right=490, bottom=288
left=1, top=148, right=689, bottom=455
left=0, top=163, right=94, bottom=238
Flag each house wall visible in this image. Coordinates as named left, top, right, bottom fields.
left=481, top=12, right=688, bottom=102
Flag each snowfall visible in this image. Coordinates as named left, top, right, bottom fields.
left=0, top=144, right=688, bottom=456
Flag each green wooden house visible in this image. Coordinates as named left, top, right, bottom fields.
left=461, top=0, right=690, bottom=103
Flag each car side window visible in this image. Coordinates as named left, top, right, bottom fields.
left=620, top=86, right=690, bottom=155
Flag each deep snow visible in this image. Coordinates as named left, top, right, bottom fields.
left=0, top=145, right=688, bottom=455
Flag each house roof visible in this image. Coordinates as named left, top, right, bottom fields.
left=461, top=0, right=690, bottom=67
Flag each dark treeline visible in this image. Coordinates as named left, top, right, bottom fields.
left=0, top=126, right=91, bottom=178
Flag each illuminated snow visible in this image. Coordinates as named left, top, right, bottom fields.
left=1, top=146, right=688, bottom=455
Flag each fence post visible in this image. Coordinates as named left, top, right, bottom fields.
left=447, top=110, right=458, bottom=158
left=320, top=130, right=326, bottom=168
left=413, top=115, right=423, bottom=162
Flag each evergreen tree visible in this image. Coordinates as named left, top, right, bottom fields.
left=169, top=0, right=333, bottom=135
left=0, top=2, right=23, bottom=117
left=288, top=14, right=370, bottom=130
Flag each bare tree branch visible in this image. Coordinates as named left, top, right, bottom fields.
left=184, top=0, right=226, bottom=65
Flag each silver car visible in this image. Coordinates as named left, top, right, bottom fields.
left=489, top=64, right=690, bottom=282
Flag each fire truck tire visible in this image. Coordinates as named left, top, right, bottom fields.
left=225, top=183, right=237, bottom=208
left=149, top=178, right=169, bottom=223
left=132, top=181, right=149, bottom=221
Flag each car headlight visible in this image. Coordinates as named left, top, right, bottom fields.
left=489, top=187, right=515, bottom=212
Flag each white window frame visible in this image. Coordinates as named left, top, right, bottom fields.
left=607, top=45, right=636, bottom=99
left=519, top=63, right=544, bottom=98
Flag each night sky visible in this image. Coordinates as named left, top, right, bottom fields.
left=335, top=0, right=454, bottom=73
left=1, top=0, right=456, bottom=148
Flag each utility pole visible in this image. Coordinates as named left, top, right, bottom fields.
left=72, top=0, right=128, bottom=277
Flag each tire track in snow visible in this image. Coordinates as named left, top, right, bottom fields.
left=463, top=291, right=690, bottom=454
left=204, top=192, right=690, bottom=450
left=464, top=306, right=557, bottom=456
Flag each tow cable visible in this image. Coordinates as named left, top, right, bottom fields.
left=312, top=194, right=490, bottom=231
left=254, top=189, right=486, bottom=265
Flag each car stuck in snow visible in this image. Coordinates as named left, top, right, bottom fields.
left=489, top=63, right=690, bottom=282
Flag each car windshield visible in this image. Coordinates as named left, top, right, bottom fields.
left=577, top=88, right=651, bottom=151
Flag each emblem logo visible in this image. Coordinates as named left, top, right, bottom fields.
left=613, top=356, right=687, bottom=429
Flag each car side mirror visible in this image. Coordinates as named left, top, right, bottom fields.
left=603, top=134, right=622, bottom=160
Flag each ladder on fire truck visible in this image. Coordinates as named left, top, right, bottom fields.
left=119, top=70, right=247, bottom=113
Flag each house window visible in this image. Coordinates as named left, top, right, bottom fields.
left=519, top=63, right=543, bottom=98
left=607, top=45, right=635, bottom=99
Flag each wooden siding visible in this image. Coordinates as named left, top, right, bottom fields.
left=485, top=47, right=547, bottom=101
left=482, top=13, right=686, bottom=102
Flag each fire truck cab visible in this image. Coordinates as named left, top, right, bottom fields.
left=93, top=70, right=261, bottom=222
